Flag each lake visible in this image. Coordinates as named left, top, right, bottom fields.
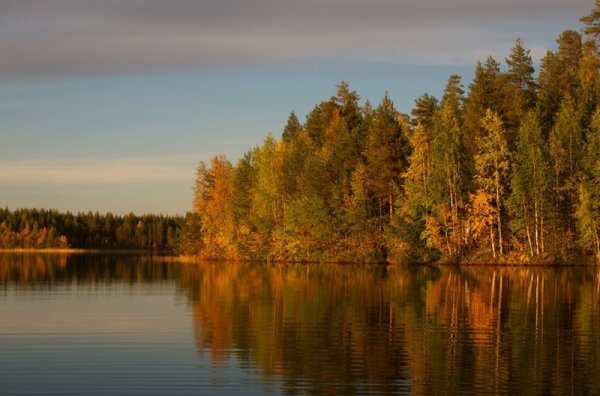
left=1, top=253, right=599, bottom=395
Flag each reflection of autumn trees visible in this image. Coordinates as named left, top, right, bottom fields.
left=179, top=263, right=415, bottom=394
left=0, top=253, right=69, bottom=283
left=180, top=263, right=600, bottom=395
left=0, top=253, right=181, bottom=285
left=2, top=254, right=600, bottom=394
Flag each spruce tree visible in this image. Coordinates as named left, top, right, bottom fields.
left=282, top=111, right=301, bottom=142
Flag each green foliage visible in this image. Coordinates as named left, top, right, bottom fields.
left=411, top=93, right=438, bottom=130
left=282, top=111, right=302, bottom=142
left=464, top=57, right=509, bottom=155
left=365, top=93, right=410, bottom=221
left=505, top=38, right=536, bottom=145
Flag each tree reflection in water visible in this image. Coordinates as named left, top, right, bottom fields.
left=1, top=254, right=600, bottom=395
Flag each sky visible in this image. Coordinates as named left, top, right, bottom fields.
left=0, top=0, right=594, bottom=215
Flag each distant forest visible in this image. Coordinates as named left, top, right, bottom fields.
left=0, top=208, right=181, bottom=251
left=180, top=3, right=600, bottom=263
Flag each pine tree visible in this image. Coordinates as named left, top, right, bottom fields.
left=411, top=93, right=438, bottom=131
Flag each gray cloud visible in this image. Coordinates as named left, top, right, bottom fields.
left=0, top=0, right=593, bottom=83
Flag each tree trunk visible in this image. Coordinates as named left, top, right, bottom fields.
left=525, top=204, right=534, bottom=257
left=490, top=224, right=497, bottom=259
left=534, top=201, right=540, bottom=257
left=541, top=212, right=545, bottom=255
left=594, top=227, right=600, bottom=259
left=495, top=170, right=503, bottom=256
left=443, top=215, right=453, bottom=257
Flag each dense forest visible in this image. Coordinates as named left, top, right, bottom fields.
left=181, top=3, right=600, bottom=263
left=0, top=208, right=181, bottom=251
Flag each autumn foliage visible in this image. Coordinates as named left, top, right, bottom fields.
left=179, top=4, right=600, bottom=263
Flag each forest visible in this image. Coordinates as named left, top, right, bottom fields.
left=0, top=208, right=181, bottom=251
left=180, top=3, right=600, bottom=263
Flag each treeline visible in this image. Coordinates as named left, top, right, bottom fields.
left=181, top=3, right=600, bottom=263
left=0, top=208, right=181, bottom=251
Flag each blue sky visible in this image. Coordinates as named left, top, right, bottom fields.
left=0, top=0, right=593, bottom=215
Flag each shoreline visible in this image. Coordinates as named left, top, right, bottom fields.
left=167, top=255, right=600, bottom=267
left=1, top=250, right=598, bottom=266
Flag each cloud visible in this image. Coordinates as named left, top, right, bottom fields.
left=0, top=156, right=195, bottom=185
left=0, top=0, right=592, bottom=83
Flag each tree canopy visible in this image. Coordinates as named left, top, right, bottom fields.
left=150, top=4, right=600, bottom=262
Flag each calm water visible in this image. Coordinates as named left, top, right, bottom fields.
left=1, top=254, right=600, bottom=395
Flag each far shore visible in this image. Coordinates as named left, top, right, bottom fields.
left=0, top=248, right=174, bottom=255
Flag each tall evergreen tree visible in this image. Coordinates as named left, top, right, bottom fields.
left=365, top=93, right=409, bottom=227
left=442, top=74, right=465, bottom=117
left=282, top=111, right=301, bottom=142
left=332, top=81, right=362, bottom=131
left=464, top=57, right=505, bottom=153
left=505, top=38, right=536, bottom=139
left=537, top=50, right=565, bottom=133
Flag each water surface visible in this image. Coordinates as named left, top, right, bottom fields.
left=1, top=253, right=599, bottom=395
